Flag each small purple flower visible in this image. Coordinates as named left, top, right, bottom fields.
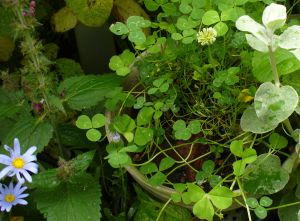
left=112, top=132, right=121, bottom=143
left=0, top=182, right=28, bottom=212
left=0, top=138, right=38, bottom=183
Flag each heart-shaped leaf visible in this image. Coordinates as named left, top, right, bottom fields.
left=76, top=115, right=92, bottom=129
left=254, top=82, right=298, bottom=126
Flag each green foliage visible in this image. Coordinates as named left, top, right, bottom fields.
left=76, top=114, right=106, bottom=142
left=252, top=49, right=300, bottom=82
left=58, top=74, right=122, bottom=110
left=202, top=10, right=228, bottom=36
left=269, top=133, right=288, bottom=149
left=65, top=0, right=113, bottom=27
left=55, top=58, right=84, bottom=78
left=246, top=196, right=273, bottom=219
left=230, top=140, right=257, bottom=176
left=109, top=50, right=135, bottom=76
left=173, top=120, right=201, bottom=140
left=52, top=7, right=77, bottom=32
left=213, top=67, right=240, bottom=87
left=242, top=154, right=289, bottom=194
left=113, top=114, right=136, bottom=142
left=3, top=117, right=53, bottom=153
left=139, top=157, right=175, bottom=186
left=196, top=160, right=222, bottom=187
left=34, top=173, right=101, bottom=221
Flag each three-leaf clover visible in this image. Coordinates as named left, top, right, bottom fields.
left=230, top=140, right=257, bottom=176
left=110, top=16, right=151, bottom=45
left=196, top=160, right=222, bottom=187
left=173, top=120, right=201, bottom=140
left=202, top=10, right=229, bottom=36
left=139, top=157, right=175, bottom=186
left=76, top=114, right=106, bottom=142
left=246, top=196, right=273, bottom=219
left=109, top=49, right=135, bottom=76
left=148, top=76, right=173, bottom=95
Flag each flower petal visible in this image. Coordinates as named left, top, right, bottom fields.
left=21, top=170, right=32, bottom=183
left=13, top=138, right=21, bottom=156
left=245, top=34, right=269, bottom=52
left=0, top=166, right=12, bottom=180
left=14, top=199, right=28, bottom=205
left=0, top=154, right=12, bottom=166
left=16, top=172, right=25, bottom=184
left=24, top=163, right=38, bottom=173
left=279, top=25, right=300, bottom=50
left=236, top=15, right=268, bottom=44
left=262, top=3, right=286, bottom=32
left=23, top=146, right=37, bottom=158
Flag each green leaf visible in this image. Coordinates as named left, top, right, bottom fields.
left=214, top=21, right=228, bottom=36
left=241, top=148, right=257, bottom=164
left=148, top=171, right=166, bottom=186
left=4, top=117, right=53, bottom=153
left=65, top=0, right=113, bottom=27
left=221, top=7, right=245, bottom=22
left=202, top=10, right=220, bottom=25
left=278, top=192, right=300, bottom=221
left=120, top=50, right=135, bottom=66
left=175, top=129, right=191, bottom=140
left=127, top=16, right=151, bottom=29
left=106, top=152, right=132, bottom=168
left=193, top=197, right=214, bottom=221
left=240, top=106, right=278, bottom=134
left=208, top=186, right=233, bottom=209
left=246, top=197, right=259, bottom=208
left=113, top=114, right=136, bottom=133
left=30, top=170, right=61, bottom=189
left=269, top=133, right=288, bottom=149
left=233, top=160, right=246, bottom=176
left=140, top=162, right=158, bottom=174
left=71, top=151, right=95, bottom=173
left=173, top=120, right=186, bottom=131
left=187, top=120, right=201, bottom=134
left=91, top=114, right=106, bottom=128
left=58, top=75, right=121, bottom=110
left=134, top=127, right=153, bottom=146
left=137, top=107, right=154, bottom=126
left=191, top=8, right=205, bottom=20
left=159, top=157, right=175, bottom=171
left=242, top=154, right=289, bottom=194
left=128, top=30, right=147, bottom=45
left=109, top=22, right=129, bottom=35
left=35, top=173, right=101, bottom=221
left=259, top=196, right=273, bottom=207
left=252, top=49, right=300, bottom=82
left=56, top=58, right=84, bottom=78
left=144, top=0, right=160, bottom=11
left=202, top=160, right=215, bottom=174
left=254, top=82, right=298, bottom=126
left=230, top=140, right=243, bottom=157
left=0, top=36, right=15, bottom=62
left=52, top=7, right=77, bottom=32
left=86, top=129, right=101, bottom=141
left=109, top=55, right=124, bottom=71
left=0, top=103, right=22, bottom=120
left=76, top=115, right=92, bottom=129
left=254, top=206, right=268, bottom=219
left=179, top=3, right=192, bottom=14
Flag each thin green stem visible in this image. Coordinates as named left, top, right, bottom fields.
left=237, top=177, right=252, bottom=221
left=155, top=198, right=172, bottom=221
left=268, top=47, right=280, bottom=87
left=267, top=201, right=300, bottom=210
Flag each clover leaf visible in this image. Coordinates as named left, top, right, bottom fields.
left=202, top=10, right=229, bottom=36
left=109, top=50, right=135, bottom=76
left=196, top=160, right=222, bottom=187
left=173, top=120, right=201, bottom=140
left=246, top=196, right=273, bottom=219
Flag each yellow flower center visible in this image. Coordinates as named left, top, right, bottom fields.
left=5, top=194, right=15, bottom=203
left=12, top=157, right=25, bottom=169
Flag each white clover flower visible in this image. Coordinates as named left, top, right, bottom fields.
left=236, top=3, right=300, bottom=60
left=0, top=138, right=38, bottom=183
left=0, top=182, right=28, bottom=212
left=197, top=27, right=217, bottom=46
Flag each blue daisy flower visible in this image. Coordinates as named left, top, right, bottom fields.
left=0, top=138, right=38, bottom=183
left=0, top=182, right=28, bottom=212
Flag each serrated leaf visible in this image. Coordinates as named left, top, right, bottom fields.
left=76, top=115, right=92, bottom=129
left=65, top=0, right=113, bottom=27
left=71, top=151, right=95, bottom=173
left=3, top=117, right=53, bottom=153
left=58, top=75, right=121, bottom=110
left=34, top=173, right=101, bottom=221
left=30, top=170, right=61, bottom=189
left=52, top=7, right=77, bottom=32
